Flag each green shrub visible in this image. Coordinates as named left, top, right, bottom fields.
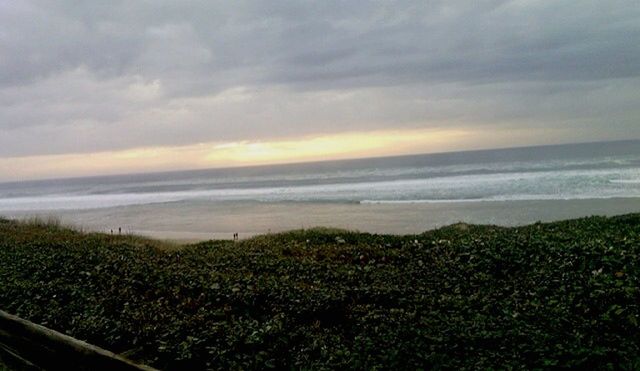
left=1, top=215, right=639, bottom=369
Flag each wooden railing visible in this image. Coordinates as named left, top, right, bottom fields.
left=0, top=310, right=157, bottom=371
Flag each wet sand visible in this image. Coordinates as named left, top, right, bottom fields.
left=3, top=197, right=640, bottom=241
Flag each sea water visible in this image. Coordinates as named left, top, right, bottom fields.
left=1, top=140, right=639, bottom=238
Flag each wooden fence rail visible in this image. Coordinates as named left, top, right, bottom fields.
left=0, top=310, right=157, bottom=371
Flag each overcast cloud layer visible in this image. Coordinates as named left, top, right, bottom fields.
left=1, top=0, right=639, bottom=158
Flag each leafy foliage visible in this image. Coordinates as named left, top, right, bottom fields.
left=1, top=215, right=639, bottom=369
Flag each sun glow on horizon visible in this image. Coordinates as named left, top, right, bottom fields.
left=0, top=126, right=566, bottom=182
left=203, top=129, right=469, bottom=165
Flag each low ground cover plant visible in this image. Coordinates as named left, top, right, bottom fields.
left=1, top=215, right=639, bottom=369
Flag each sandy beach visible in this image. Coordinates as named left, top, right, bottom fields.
left=3, top=197, right=639, bottom=241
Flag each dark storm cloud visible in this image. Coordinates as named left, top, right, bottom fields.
left=0, top=0, right=639, bottom=157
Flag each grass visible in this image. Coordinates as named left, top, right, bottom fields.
left=9, top=216, right=180, bottom=251
left=0, top=215, right=639, bottom=369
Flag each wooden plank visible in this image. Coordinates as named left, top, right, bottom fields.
left=0, top=310, right=157, bottom=371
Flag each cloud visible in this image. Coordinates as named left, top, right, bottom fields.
left=0, top=126, right=570, bottom=182
left=0, top=0, right=639, bottom=163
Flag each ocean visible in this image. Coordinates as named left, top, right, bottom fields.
left=1, top=140, right=639, bottom=239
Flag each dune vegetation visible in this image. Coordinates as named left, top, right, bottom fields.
left=0, top=215, right=639, bottom=369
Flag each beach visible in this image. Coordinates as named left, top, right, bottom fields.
left=3, top=197, right=640, bottom=241
left=1, top=141, right=639, bottom=241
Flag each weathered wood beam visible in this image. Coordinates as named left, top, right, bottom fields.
left=0, top=310, right=157, bottom=371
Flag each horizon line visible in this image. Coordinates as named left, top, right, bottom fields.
left=1, top=137, right=637, bottom=186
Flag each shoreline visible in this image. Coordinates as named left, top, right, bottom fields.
left=2, top=197, right=640, bottom=241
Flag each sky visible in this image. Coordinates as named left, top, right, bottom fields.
left=1, top=1, right=639, bottom=181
